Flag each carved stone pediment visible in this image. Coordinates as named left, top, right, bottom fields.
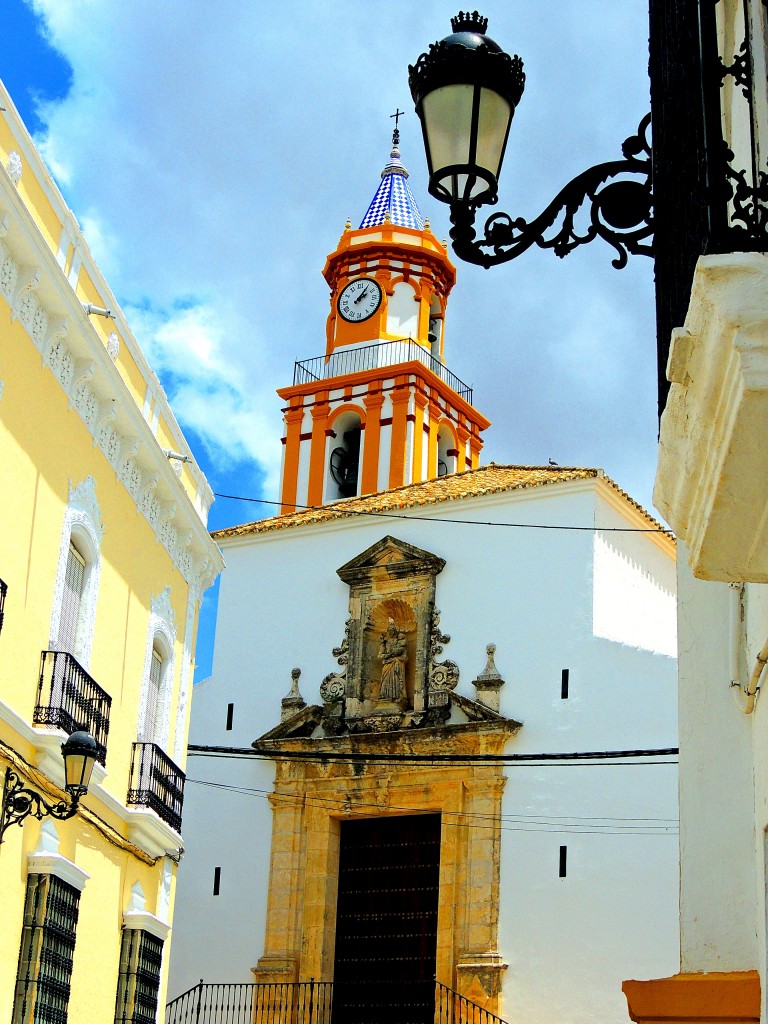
left=262, top=535, right=521, bottom=740
left=259, top=705, right=323, bottom=741
left=337, top=535, right=446, bottom=586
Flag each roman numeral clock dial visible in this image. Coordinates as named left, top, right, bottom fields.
left=337, top=277, right=382, bottom=323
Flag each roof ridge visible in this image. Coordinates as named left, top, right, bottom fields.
left=210, top=462, right=672, bottom=541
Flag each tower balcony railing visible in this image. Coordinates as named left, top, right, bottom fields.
left=127, top=741, right=186, bottom=833
left=293, top=338, right=473, bottom=404
left=0, top=576, right=6, bottom=637
left=34, top=650, right=111, bottom=765
left=166, top=979, right=508, bottom=1024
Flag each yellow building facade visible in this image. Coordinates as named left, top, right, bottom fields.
left=0, top=81, right=223, bottom=1023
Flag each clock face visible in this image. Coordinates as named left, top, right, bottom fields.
left=337, top=277, right=382, bottom=323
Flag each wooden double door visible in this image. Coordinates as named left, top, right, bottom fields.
left=331, top=814, right=442, bottom=1024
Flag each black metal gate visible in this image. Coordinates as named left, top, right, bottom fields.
left=331, top=814, right=442, bottom=1024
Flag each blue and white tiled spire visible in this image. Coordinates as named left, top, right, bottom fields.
left=359, top=139, right=425, bottom=231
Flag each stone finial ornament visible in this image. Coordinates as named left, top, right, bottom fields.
left=472, top=643, right=505, bottom=712
left=280, top=667, right=306, bottom=721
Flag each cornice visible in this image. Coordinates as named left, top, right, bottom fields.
left=0, top=83, right=215, bottom=519
left=277, top=360, right=490, bottom=428
left=0, top=167, right=223, bottom=595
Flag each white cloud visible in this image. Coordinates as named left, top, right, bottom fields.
left=21, top=0, right=660, bottom=511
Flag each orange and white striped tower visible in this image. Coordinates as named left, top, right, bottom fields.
left=278, top=131, right=491, bottom=514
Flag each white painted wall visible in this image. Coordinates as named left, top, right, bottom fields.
left=386, top=281, right=419, bottom=338
left=674, top=543, right=768, bottom=999
left=169, top=479, right=679, bottom=1022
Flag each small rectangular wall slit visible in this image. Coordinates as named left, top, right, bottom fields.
left=561, top=669, right=569, bottom=699
left=213, top=866, right=221, bottom=895
left=225, top=703, right=234, bottom=731
left=559, top=845, right=567, bottom=877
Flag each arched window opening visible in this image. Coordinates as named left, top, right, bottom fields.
left=140, top=636, right=171, bottom=747
left=56, top=541, right=86, bottom=655
left=327, top=412, right=362, bottom=500
left=143, top=646, right=163, bottom=745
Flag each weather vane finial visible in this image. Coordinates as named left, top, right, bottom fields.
left=390, top=107, right=404, bottom=148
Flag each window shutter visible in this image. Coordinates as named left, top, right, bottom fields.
left=57, top=543, right=86, bottom=654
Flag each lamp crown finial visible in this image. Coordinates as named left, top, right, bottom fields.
left=450, top=10, right=488, bottom=34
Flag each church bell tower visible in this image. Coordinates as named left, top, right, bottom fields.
left=277, top=127, right=491, bottom=513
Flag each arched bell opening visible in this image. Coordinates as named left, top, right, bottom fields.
left=428, top=296, right=444, bottom=360
left=326, top=410, right=363, bottom=501
left=437, top=422, right=458, bottom=478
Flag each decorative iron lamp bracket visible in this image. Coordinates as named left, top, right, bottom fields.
left=449, top=114, right=653, bottom=270
left=409, top=12, right=654, bottom=270
left=0, top=730, right=98, bottom=844
left=0, top=769, right=78, bottom=842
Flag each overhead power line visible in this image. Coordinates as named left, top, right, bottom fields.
left=187, top=743, right=679, bottom=765
left=186, top=778, right=678, bottom=837
left=214, top=491, right=671, bottom=534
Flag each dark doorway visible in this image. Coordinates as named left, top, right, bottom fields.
left=331, top=814, right=441, bottom=1024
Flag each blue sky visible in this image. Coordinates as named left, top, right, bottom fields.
left=3, top=0, right=659, bottom=682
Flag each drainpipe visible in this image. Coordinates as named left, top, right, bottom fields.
left=730, top=583, right=766, bottom=715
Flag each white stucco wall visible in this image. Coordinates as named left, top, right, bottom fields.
left=675, top=544, right=768, bottom=986
left=169, top=479, right=679, bottom=1022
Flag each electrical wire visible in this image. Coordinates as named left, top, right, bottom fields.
left=213, top=491, right=672, bottom=534
left=186, top=778, right=678, bottom=837
left=187, top=743, right=679, bottom=764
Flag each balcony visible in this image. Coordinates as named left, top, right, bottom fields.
left=293, top=339, right=473, bottom=404
left=34, top=651, right=111, bottom=765
left=166, top=980, right=507, bottom=1024
left=127, top=741, right=185, bottom=833
left=0, top=576, right=6, bottom=636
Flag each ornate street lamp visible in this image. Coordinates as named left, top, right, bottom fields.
left=409, top=12, right=653, bottom=269
left=0, top=730, right=99, bottom=843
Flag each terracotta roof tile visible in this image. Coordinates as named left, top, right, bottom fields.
left=213, top=464, right=669, bottom=540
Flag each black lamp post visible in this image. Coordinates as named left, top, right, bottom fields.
left=409, top=12, right=654, bottom=269
left=0, top=730, right=99, bottom=844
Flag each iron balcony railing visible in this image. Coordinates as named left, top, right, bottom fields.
left=293, top=338, right=473, bottom=404
left=127, top=741, right=185, bottom=833
left=34, top=650, right=111, bottom=765
left=166, top=979, right=507, bottom=1024
left=0, top=577, right=6, bottom=636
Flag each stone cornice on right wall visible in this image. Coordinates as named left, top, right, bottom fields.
left=655, top=252, right=768, bottom=582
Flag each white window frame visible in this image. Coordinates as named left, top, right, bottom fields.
left=137, top=588, right=176, bottom=751
left=49, top=477, right=103, bottom=670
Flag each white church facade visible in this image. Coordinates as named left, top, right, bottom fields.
left=167, top=139, right=679, bottom=1024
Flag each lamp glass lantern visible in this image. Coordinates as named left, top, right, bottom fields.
left=409, top=12, right=525, bottom=208
left=61, top=730, right=99, bottom=800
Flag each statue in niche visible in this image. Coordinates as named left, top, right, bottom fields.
left=378, top=618, right=408, bottom=704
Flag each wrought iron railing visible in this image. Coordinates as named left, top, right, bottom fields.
left=293, top=338, right=473, bottom=404
left=166, top=979, right=507, bottom=1024
left=0, top=577, right=6, bottom=636
left=166, top=980, right=334, bottom=1024
left=434, top=981, right=508, bottom=1024
left=34, top=651, right=111, bottom=765
left=127, top=741, right=185, bottom=833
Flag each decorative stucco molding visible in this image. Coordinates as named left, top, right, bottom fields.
left=28, top=822, right=90, bottom=891
left=655, top=253, right=768, bottom=581
left=6, top=150, right=22, bottom=185
left=0, top=219, right=221, bottom=590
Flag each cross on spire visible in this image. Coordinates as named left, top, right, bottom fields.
left=390, top=107, right=405, bottom=148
